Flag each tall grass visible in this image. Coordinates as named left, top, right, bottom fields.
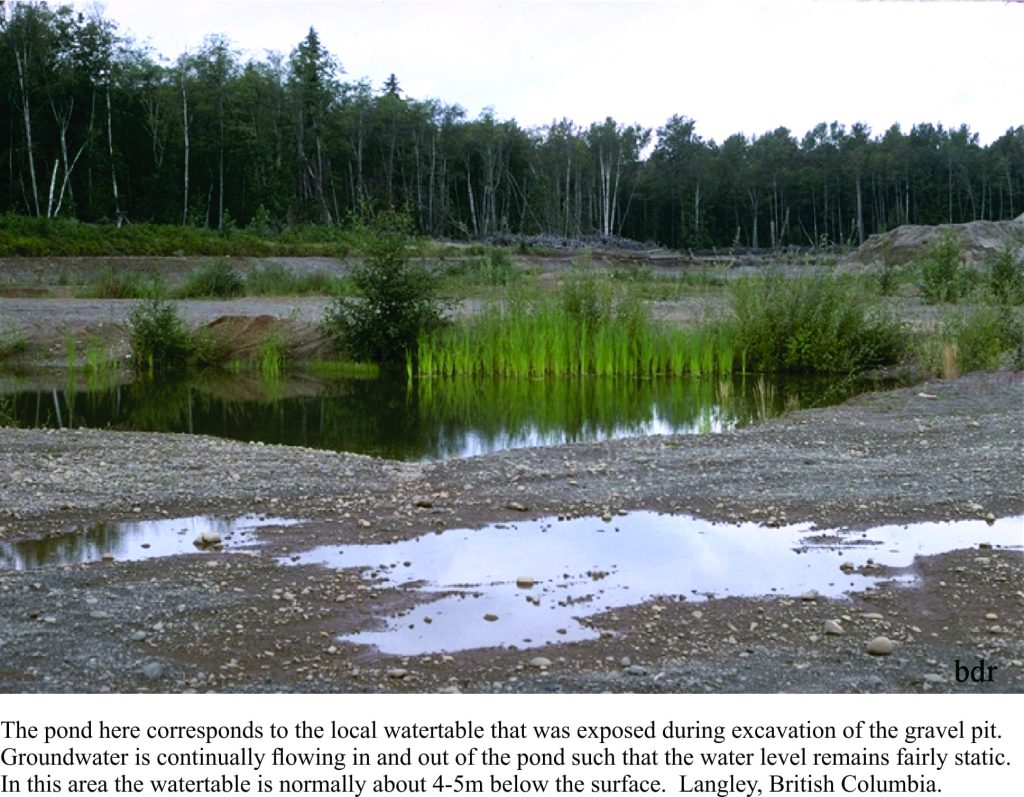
left=415, top=275, right=735, bottom=378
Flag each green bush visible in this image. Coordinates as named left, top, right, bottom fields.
left=321, top=211, right=447, bottom=364
left=128, top=297, right=195, bottom=373
left=729, top=270, right=905, bottom=374
left=988, top=246, right=1024, bottom=305
left=920, top=232, right=974, bottom=303
left=177, top=258, right=245, bottom=298
left=937, top=307, right=1024, bottom=374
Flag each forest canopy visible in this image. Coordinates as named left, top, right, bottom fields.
left=1, top=1, right=1022, bottom=249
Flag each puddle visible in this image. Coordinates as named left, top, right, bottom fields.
left=285, top=513, right=1023, bottom=655
left=0, top=515, right=301, bottom=571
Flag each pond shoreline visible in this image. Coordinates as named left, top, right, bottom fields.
left=0, top=370, right=1021, bottom=693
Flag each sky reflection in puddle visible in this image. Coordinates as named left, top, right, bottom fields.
left=285, top=512, right=1023, bottom=655
left=0, top=515, right=300, bottom=570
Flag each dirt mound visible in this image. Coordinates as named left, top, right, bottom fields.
left=842, top=216, right=1024, bottom=271
left=203, top=314, right=331, bottom=361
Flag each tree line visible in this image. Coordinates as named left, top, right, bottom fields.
left=2, top=1, right=1022, bottom=249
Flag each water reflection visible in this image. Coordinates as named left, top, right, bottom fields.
left=286, top=513, right=1023, bottom=655
left=3, top=371, right=877, bottom=461
left=0, top=514, right=300, bottom=570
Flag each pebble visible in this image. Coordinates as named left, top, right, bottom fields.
left=823, top=620, right=846, bottom=636
left=193, top=531, right=221, bottom=547
left=386, top=668, right=409, bottom=679
left=865, top=636, right=897, bottom=656
left=529, top=657, right=551, bottom=669
left=483, top=613, right=498, bottom=622
left=515, top=576, right=536, bottom=589
left=800, top=590, right=819, bottom=602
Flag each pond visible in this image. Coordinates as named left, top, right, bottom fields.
left=1, top=370, right=878, bottom=461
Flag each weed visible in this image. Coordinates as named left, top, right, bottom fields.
left=177, top=259, right=245, bottom=298
left=245, top=262, right=342, bottom=295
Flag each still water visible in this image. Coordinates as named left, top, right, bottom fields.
left=286, top=513, right=1023, bottom=655
left=2, top=371, right=874, bottom=461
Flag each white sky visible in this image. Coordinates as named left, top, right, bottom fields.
left=81, top=0, right=1022, bottom=145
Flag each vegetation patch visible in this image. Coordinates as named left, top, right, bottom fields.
left=322, top=211, right=448, bottom=365
left=176, top=259, right=245, bottom=298
left=728, top=270, right=905, bottom=374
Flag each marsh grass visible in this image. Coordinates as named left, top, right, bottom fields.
left=415, top=275, right=735, bottom=378
left=76, top=267, right=164, bottom=299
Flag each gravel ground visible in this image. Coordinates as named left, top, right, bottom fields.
left=1, top=371, right=1021, bottom=693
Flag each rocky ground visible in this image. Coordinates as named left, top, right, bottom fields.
left=0, top=370, right=1021, bottom=694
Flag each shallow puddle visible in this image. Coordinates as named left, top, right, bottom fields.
left=286, top=513, right=1023, bottom=655
left=0, top=515, right=300, bottom=570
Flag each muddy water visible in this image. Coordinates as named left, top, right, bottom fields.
left=2, top=372, right=878, bottom=460
left=286, top=513, right=1023, bottom=655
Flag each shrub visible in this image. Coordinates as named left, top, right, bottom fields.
left=920, top=232, right=973, bottom=303
left=729, top=270, right=905, bottom=374
left=321, top=211, right=447, bottom=364
left=988, top=246, right=1024, bottom=305
left=79, top=267, right=163, bottom=299
left=128, top=297, right=195, bottom=373
left=177, top=259, right=245, bottom=298
left=934, top=307, right=1024, bottom=374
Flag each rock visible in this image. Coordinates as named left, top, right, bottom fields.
left=414, top=497, right=434, bottom=508
left=483, top=613, right=498, bottom=622
left=984, top=512, right=996, bottom=525
left=386, top=668, right=409, bottom=679
left=515, top=576, right=536, bottom=589
left=529, top=657, right=551, bottom=669
left=505, top=501, right=528, bottom=512
left=193, top=530, right=221, bottom=547
left=865, top=636, right=897, bottom=656
left=823, top=620, right=846, bottom=636
left=139, top=661, right=166, bottom=680
left=800, top=590, right=819, bottom=602
left=624, top=665, right=649, bottom=676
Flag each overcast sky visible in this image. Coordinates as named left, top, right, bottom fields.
left=80, top=0, right=1021, bottom=145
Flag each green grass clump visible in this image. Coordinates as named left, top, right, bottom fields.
left=728, top=270, right=905, bottom=374
left=77, top=267, right=163, bottom=299
left=245, top=263, right=343, bottom=295
left=177, top=259, right=245, bottom=298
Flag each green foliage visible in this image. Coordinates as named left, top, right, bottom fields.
left=77, top=267, right=164, bottom=299
left=322, top=211, right=447, bottom=364
left=931, top=307, right=1024, bottom=374
left=244, top=262, right=342, bottom=295
left=177, top=259, right=245, bottom=298
left=127, top=298, right=195, bottom=374
left=0, top=318, right=28, bottom=362
left=415, top=279, right=735, bottom=379
left=919, top=232, right=975, bottom=303
left=988, top=246, right=1024, bottom=305
left=728, top=270, right=905, bottom=374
